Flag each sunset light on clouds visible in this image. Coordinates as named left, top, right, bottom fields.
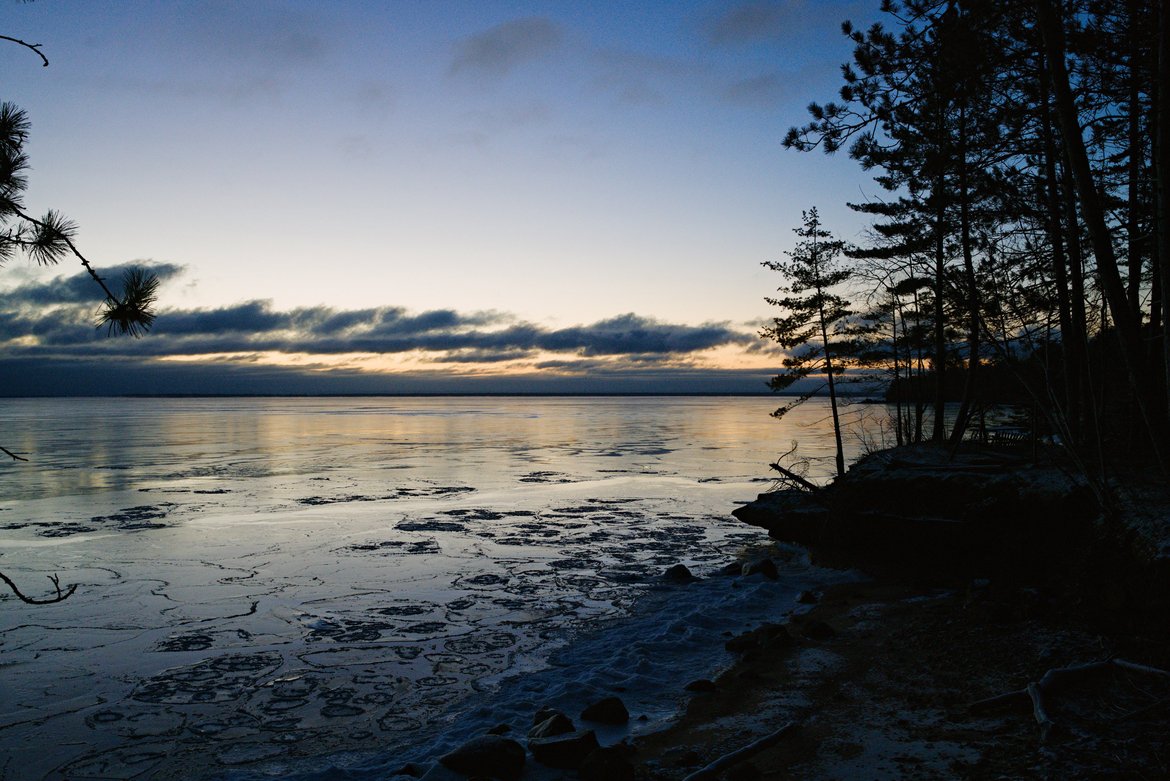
left=1, top=0, right=878, bottom=394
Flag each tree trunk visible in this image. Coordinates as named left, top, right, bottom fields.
left=892, top=290, right=906, bottom=447
left=932, top=178, right=948, bottom=443
left=1158, top=0, right=1170, bottom=424
left=1127, top=0, right=1145, bottom=328
left=950, top=100, right=980, bottom=446
left=1040, top=50, right=1079, bottom=443
left=1037, top=0, right=1165, bottom=465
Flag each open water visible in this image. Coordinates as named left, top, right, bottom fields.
left=0, top=396, right=873, bottom=780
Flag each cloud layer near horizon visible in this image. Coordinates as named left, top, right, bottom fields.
left=1, top=264, right=774, bottom=394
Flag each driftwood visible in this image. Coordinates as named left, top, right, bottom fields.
left=767, top=461, right=820, bottom=493
left=969, top=658, right=1170, bottom=742
left=0, top=571, right=77, bottom=605
left=681, top=722, right=800, bottom=781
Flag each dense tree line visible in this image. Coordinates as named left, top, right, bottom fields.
left=773, top=0, right=1169, bottom=483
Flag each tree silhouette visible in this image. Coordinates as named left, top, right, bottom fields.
left=762, top=208, right=872, bottom=478
left=782, top=0, right=1170, bottom=482
left=2, top=33, right=159, bottom=604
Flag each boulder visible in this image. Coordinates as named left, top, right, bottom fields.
left=732, top=490, right=830, bottom=544
left=528, top=729, right=600, bottom=769
left=725, top=622, right=792, bottom=654
left=741, top=558, right=778, bottom=579
left=663, top=563, right=696, bottom=583
left=799, top=619, right=836, bottom=640
left=527, top=712, right=574, bottom=739
left=438, top=735, right=525, bottom=781
left=580, top=696, right=629, bottom=725
left=531, top=706, right=559, bottom=726
left=716, top=561, right=745, bottom=576
left=684, top=679, right=717, bottom=693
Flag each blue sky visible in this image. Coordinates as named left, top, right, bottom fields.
left=2, top=0, right=880, bottom=394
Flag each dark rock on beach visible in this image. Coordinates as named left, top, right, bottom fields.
left=528, top=729, right=600, bottom=769
left=531, top=706, right=559, bottom=726
left=663, top=563, right=697, bottom=582
left=741, top=558, right=778, bottom=579
left=438, top=735, right=525, bottom=781
left=527, top=711, right=574, bottom=739
left=732, top=445, right=1100, bottom=579
left=685, top=678, right=717, bottom=693
left=796, top=618, right=836, bottom=640
left=725, top=622, right=792, bottom=654
left=580, top=696, right=629, bottom=725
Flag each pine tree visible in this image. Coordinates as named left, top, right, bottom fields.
left=762, top=208, right=870, bottom=478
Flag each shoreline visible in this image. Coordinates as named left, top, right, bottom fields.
left=630, top=576, right=1170, bottom=779
left=627, top=444, right=1170, bottom=780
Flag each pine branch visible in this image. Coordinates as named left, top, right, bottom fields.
left=13, top=206, right=117, bottom=300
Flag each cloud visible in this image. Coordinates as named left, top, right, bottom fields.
left=722, top=72, right=790, bottom=107
left=0, top=267, right=753, bottom=367
left=450, top=18, right=562, bottom=77
left=704, top=1, right=806, bottom=45
left=4, top=262, right=185, bottom=305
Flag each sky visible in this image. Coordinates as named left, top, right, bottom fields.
left=1, top=0, right=882, bottom=395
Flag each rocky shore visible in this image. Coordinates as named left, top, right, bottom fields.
left=630, top=444, right=1170, bottom=780
left=397, top=444, right=1170, bottom=780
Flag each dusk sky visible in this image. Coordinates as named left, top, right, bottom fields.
left=2, top=0, right=881, bottom=394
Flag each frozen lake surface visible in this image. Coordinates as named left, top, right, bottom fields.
left=0, top=396, right=863, bottom=780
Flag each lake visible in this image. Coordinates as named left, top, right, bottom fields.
left=0, top=396, right=874, bottom=780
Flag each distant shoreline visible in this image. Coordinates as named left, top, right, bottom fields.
left=0, top=392, right=878, bottom=399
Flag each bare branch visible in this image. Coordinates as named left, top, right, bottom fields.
left=0, top=570, right=77, bottom=605
left=1, top=445, right=28, bottom=462
left=0, top=34, right=49, bottom=67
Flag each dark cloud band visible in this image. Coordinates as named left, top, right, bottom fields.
left=1, top=264, right=751, bottom=365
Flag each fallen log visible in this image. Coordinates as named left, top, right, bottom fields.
left=969, top=658, right=1170, bottom=742
left=681, top=722, right=799, bottom=781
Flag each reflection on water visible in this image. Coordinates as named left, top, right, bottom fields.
left=0, top=396, right=878, bottom=780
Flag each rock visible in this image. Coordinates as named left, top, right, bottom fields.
left=741, top=558, right=778, bottom=579
left=684, top=678, right=717, bottom=693
left=438, top=735, right=525, bottom=781
left=579, top=745, right=636, bottom=781
left=732, top=490, right=830, bottom=543
left=663, top=563, right=696, bottom=583
left=724, top=622, right=792, bottom=653
left=528, top=712, right=575, bottom=739
left=486, top=723, right=511, bottom=735
left=580, top=696, right=629, bottom=725
left=528, top=729, right=600, bottom=769
left=716, top=561, right=744, bottom=576
left=418, top=764, right=464, bottom=781
left=800, top=619, right=836, bottom=640
left=391, top=762, right=428, bottom=778
left=797, top=589, right=818, bottom=604
left=532, top=706, right=559, bottom=726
